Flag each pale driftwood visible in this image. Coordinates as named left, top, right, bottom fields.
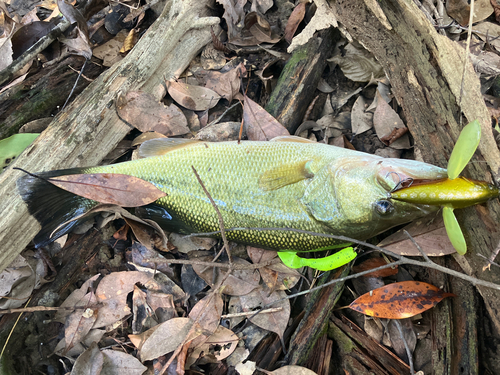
left=0, top=0, right=219, bottom=272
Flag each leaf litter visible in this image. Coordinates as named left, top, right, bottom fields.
left=4, top=0, right=496, bottom=373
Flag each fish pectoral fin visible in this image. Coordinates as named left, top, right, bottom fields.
left=443, top=206, right=467, bottom=255
left=259, top=160, right=315, bottom=191
left=301, top=166, right=339, bottom=223
left=139, top=138, right=200, bottom=158
left=270, top=135, right=316, bottom=143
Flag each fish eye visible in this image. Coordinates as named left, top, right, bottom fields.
left=374, top=199, right=394, bottom=215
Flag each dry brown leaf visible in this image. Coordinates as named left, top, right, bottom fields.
left=251, top=0, right=273, bottom=14
left=284, top=2, right=306, bottom=43
left=139, top=317, right=201, bottom=361
left=71, top=342, right=104, bottom=375
left=352, top=257, right=398, bottom=278
left=447, top=0, right=493, bottom=25
left=93, top=271, right=152, bottom=328
left=54, top=274, right=100, bottom=323
left=146, top=290, right=176, bottom=323
left=101, top=350, right=147, bottom=375
left=377, top=215, right=456, bottom=256
left=132, top=285, right=149, bottom=334
left=47, top=173, right=167, bottom=207
left=187, top=326, right=238, bottom=367
left=166, top=80, right=221, bottom=111
left=351, top=96, right=372, bottom=135
left=116, top=91, right=189, bottom=136
left=92, top=29, right=127, bottom=66
left=204, top=62, right=247, bottom=102
left=120, top=28, right=137, bottom=53
left=191, top=254, right=260, bottom=296
left=216, top=0, right=246, bottom=39
left=288, top=0, right=338, bottom=52
left=372, top=91, right=410, bottom=149
left=243, top=95, right=289, bottom=140
left=189, top=290, right=224, bottom=348
left=238, top=287, right=290, bottom=339
left=57, top=0, right=92, bottom=59
left=64, top=294, right=97, bottom=353
left=247, top=247, right=301, bottom=291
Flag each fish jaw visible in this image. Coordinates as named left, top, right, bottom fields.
left=318, top=157, right=446, bottom=239
left=390, top=177, right=499, bottom=209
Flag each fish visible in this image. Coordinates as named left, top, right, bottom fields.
left=18, top=136, right=470, bottom=252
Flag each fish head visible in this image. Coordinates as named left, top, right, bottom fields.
left=328, top=157, right=448, bottom=238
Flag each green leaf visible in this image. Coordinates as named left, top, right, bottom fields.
left=443, top=206, right=467, bottom=255
left=447, top=120, right=481, bottom=180
left=278, top=247, right=356, bottom=271
left=0, top=133, right=39, bottom=169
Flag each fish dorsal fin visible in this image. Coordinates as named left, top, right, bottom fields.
left=259, top=159, right=315, bottom=191
left=270, top=135, right=316, bottom=143
left=139, top=138, right=200, bottom=158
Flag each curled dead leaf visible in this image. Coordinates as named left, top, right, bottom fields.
left=166, top=80, right=221, bottom=111
left=47, top=173, right=166, bottom=207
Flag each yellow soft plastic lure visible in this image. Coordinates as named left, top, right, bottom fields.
left=391, top=120, right=499, bottom=254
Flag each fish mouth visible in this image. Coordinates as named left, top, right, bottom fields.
left=375, top=159, right=447, bottom=194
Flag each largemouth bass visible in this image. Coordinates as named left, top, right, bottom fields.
left=19, top=136, right=453, bottom=251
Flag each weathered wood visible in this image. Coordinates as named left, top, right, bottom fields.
left=328, top=0, right=500, bottom=337
left=329, top=315, right=410, bottom=374
left=0, top=56, right=105, bottom=139
left=0, top=0, right=219, bottom=272
left=266, top=28, right=337, bottom=134
left=285, top=265, right=349, bottom=366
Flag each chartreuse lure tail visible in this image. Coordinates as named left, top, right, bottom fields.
left=391, top=120, right=499, bottom=255
left=278, top=247, right=356, bottom=271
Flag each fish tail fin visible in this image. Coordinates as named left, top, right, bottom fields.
left=16, top=167, right=99, bottom=248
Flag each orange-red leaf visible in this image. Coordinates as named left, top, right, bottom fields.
left=48, top=173, right=166, bottom=207
left=349, top=281, right=455, bottom=319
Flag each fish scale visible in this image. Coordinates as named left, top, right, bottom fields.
left=89, top=141, right=343, bottom=251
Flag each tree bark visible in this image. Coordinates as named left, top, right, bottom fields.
left=0, top=56, right=105, bottom=139
left=0, top=0, right=219, bottom=272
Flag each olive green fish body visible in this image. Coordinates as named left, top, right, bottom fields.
left=77, top=139, right=445, bottom=251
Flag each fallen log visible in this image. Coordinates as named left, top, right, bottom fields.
left=0, top=0, right=219, bottom=272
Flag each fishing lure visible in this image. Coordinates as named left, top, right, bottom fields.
left=391, top=120, right=499, bottom=254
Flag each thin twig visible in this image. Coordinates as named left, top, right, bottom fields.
left=0, top=19, right=71, bottom=87
left=221, top=307, right=283, bottom=319
left=143, top=257, right=281, bottom=269
left=204, top=102, right=240, bottom=128
left=62, top=59, right=88, bottom=111
left=394, top=320, right=414, bottom=375
left=191, top=166, right=232, bottom=264
left=185, top=227, right=500, bottom=291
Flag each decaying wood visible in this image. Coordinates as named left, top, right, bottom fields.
left=0, top=56, right=105, bottom=139
left=0, top=0, right=219, bottom=272
left=330, top=314, right=410, bottom=374
left=285, top=265, right=349, bottom=366
left=266, top=28, right=336, bottom=134
left=328, top=0, right=500, bottom=349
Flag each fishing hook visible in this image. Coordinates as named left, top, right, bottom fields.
left=386, top=171, right=413, bottom=194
